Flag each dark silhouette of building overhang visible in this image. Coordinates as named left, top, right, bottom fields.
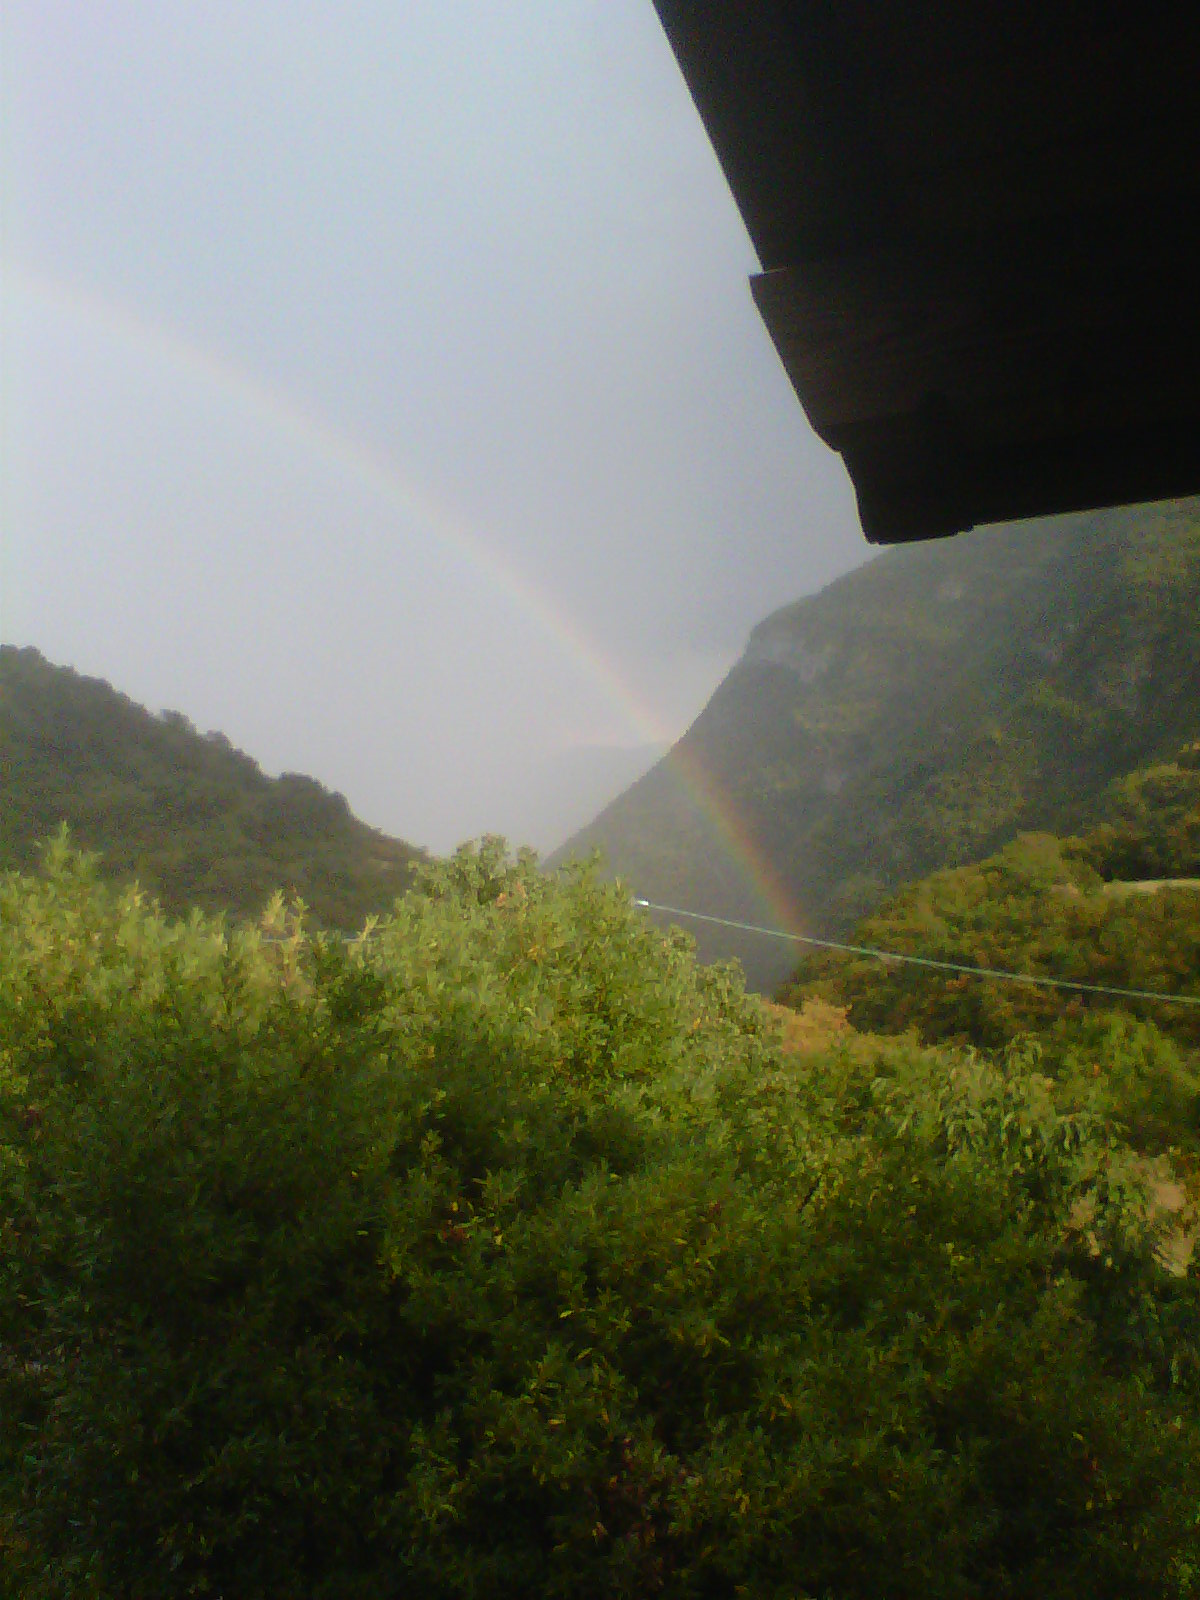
left=652, top=3, right=1200, bottom=542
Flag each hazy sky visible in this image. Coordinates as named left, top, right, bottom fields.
left=1, top=1, right=867, bottom=852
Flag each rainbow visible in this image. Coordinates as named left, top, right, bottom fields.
left=3, top=262, right=802, bottom=936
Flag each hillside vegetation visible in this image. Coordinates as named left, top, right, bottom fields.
left=4, top=840, right=1200, bottom=1596
left=784, top=745, right=1200, bottom=1163
left=0, top=646, right=423, bottom=928
left=559, top=500, right=1200, bottom=988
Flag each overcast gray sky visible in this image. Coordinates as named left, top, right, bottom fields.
left=1, top=0, right=867, bottom=852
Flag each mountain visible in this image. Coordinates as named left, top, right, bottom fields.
left=0, top=646, right=423, bottom=928
left=556, top=500, right=1200, bottom=990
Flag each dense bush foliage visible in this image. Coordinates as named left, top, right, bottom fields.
left=1087, top=745, right=1200, bottom=884
left=3, top=840, right=1200, bottom=1596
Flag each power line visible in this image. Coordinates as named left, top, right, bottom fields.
left=632, top=898, right=1200, bottom=1009
left=256, top=893, right=1200, bottom=1010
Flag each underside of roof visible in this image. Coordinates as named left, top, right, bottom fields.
left=652, top=3, right=1200, bottom=542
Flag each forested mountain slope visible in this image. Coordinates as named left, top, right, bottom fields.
left=0, top=647, right=423, bottom=927
left=558, top=500, right=1200, bottom=989
left=785, top=743, right=1200, bottom=1055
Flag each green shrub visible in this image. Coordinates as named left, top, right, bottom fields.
left=2, top=840, right=1198, bottom=1597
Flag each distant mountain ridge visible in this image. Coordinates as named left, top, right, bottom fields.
left=557, top=500, right=1200, bottom=989
left=0, top=647, right=423, bottom=928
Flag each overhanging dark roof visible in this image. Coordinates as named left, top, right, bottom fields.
left=652, top=3, right=1200, bottom=542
